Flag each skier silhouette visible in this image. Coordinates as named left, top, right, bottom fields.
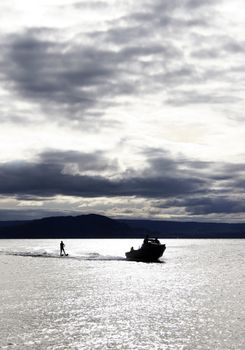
left=60, top=241, right=68, bottom=256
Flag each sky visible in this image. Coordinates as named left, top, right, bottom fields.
left=0, top=0, right=245, bottom=222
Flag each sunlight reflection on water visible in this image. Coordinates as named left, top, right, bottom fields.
left=0, top=239, right=244, bottom=349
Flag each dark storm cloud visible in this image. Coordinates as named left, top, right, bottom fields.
left=141, top=147, right=214, bottom=177
left=1, top=32, right=118, bottom=121
left=0, top=149, right=207, bottom=199
left=0, top=0, right=226, bottom=122
left=144, top=150, right=243, bottom=193
left=0, top=148, right=244, bottom=216
left=161, top=197, right=245, bottom=215
left=0, top=161, right=206, bottom=198
left=0, top=160, right=110, bottom=197
left=233, top=178, right=245, bottom=192
left=0, top=28, right=157, bottom=120
left=142, top=147, right=245, bottom=215
left=3, top=26, right=179, bottom=121
left=39, top=150, right=118, bottom=172
left=140, top=148, right=178, bottom=174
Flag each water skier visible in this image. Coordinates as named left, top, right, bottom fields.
left=60, top=241, right=68, bottom=256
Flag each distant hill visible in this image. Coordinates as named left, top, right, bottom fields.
left=120, top=219, right=245, bottom=238
left=0, top=214, right=145, bottom=239
left=0, top=214, right=244, bottom=238
left=0, top=221, right=27, bottom=228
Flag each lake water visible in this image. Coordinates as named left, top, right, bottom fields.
left=0, top=239, right=244, bottom=350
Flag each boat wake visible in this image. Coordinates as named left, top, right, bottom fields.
left=0, top=249, right=125, bottom=261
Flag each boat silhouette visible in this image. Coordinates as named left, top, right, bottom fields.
left=125, top=238, right=166, bottom=262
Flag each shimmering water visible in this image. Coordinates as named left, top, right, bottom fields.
left=0, top=239, right=244, bottom=350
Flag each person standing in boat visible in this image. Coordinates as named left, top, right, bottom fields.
left=143, top=235, right=149, bottom=245
left=60, top=240, right=66, bottom=256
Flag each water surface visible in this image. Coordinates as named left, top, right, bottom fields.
left=0, top=239, right=244, bottom=349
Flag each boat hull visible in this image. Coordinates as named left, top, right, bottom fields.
left=125, top=243, right=166, bottom=262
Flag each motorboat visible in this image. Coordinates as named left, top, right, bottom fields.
left=125, top=238, right=166, bottom=262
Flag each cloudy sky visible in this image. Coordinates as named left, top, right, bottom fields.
left=0, top=0, right=245, bottom=221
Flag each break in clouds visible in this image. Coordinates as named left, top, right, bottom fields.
left=0, top=0, right=245, bottom=220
